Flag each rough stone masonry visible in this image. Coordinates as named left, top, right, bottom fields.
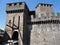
left=2, top=2, right=60, bottom=45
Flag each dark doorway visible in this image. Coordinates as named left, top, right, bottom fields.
left=12, top=31, right=18, bottom=40
left=15, top=42, right=18, bottom=45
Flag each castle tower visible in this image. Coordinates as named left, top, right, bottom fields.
left=29, top=3, right=60, bottom=45
left=35, top=3, right=54, bottom=18
left=4, top=2, right=29, bottom=45
left=3, top=2, right=60, bottom=45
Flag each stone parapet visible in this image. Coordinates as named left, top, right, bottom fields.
left=6, top=2, right=25, bottom=11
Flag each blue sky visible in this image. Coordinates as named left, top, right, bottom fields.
left=0, top=0, right=60, bottom=30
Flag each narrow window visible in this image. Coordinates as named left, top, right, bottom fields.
left=9, top=20, right=11, bottom=24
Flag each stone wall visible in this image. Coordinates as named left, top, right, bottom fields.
left=30, top=24, right=60, bottom=45
left=4, top=2, right=60, bottom=45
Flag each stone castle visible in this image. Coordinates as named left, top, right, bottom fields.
left=1, top=2, right=60, bottom=45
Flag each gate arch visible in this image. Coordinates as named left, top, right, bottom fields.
left=12, top=31, right=18, bottom=40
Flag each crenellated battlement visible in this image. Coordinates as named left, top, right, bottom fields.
left=36, top=3, right=53, bottom=8
left=6, top=2, right=26, bottom=11
left=35, top=3, right=54, bottom=18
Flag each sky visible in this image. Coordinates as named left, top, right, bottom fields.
left=0, top=0, right=60, bottom=30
